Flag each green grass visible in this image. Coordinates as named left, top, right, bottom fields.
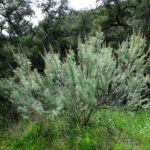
left=0, top=110, right=150, bottom=150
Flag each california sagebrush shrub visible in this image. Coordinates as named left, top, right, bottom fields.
left=1, top=31, right=149, bottom=124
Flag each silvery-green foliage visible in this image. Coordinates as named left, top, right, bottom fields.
left=4, top=31, right=149, bottom=122
left=114, top=34, right=149, bottom=108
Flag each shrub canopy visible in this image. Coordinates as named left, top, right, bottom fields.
left=0, top=31, right=149, bottom=124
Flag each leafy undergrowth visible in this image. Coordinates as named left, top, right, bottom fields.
left=0, top=110, right=150, bottom=150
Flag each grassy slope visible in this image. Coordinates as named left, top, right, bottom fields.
left=0, top=110, right=150, bottom=150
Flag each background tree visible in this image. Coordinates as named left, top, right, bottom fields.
left=0, top=0, right=33, bottom=40
left=0, top=0, right=34, bottom=77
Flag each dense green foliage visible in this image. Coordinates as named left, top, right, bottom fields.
left=0, top=110, right=150, bottom=149
left=1, top=0, right=150, bottom=76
